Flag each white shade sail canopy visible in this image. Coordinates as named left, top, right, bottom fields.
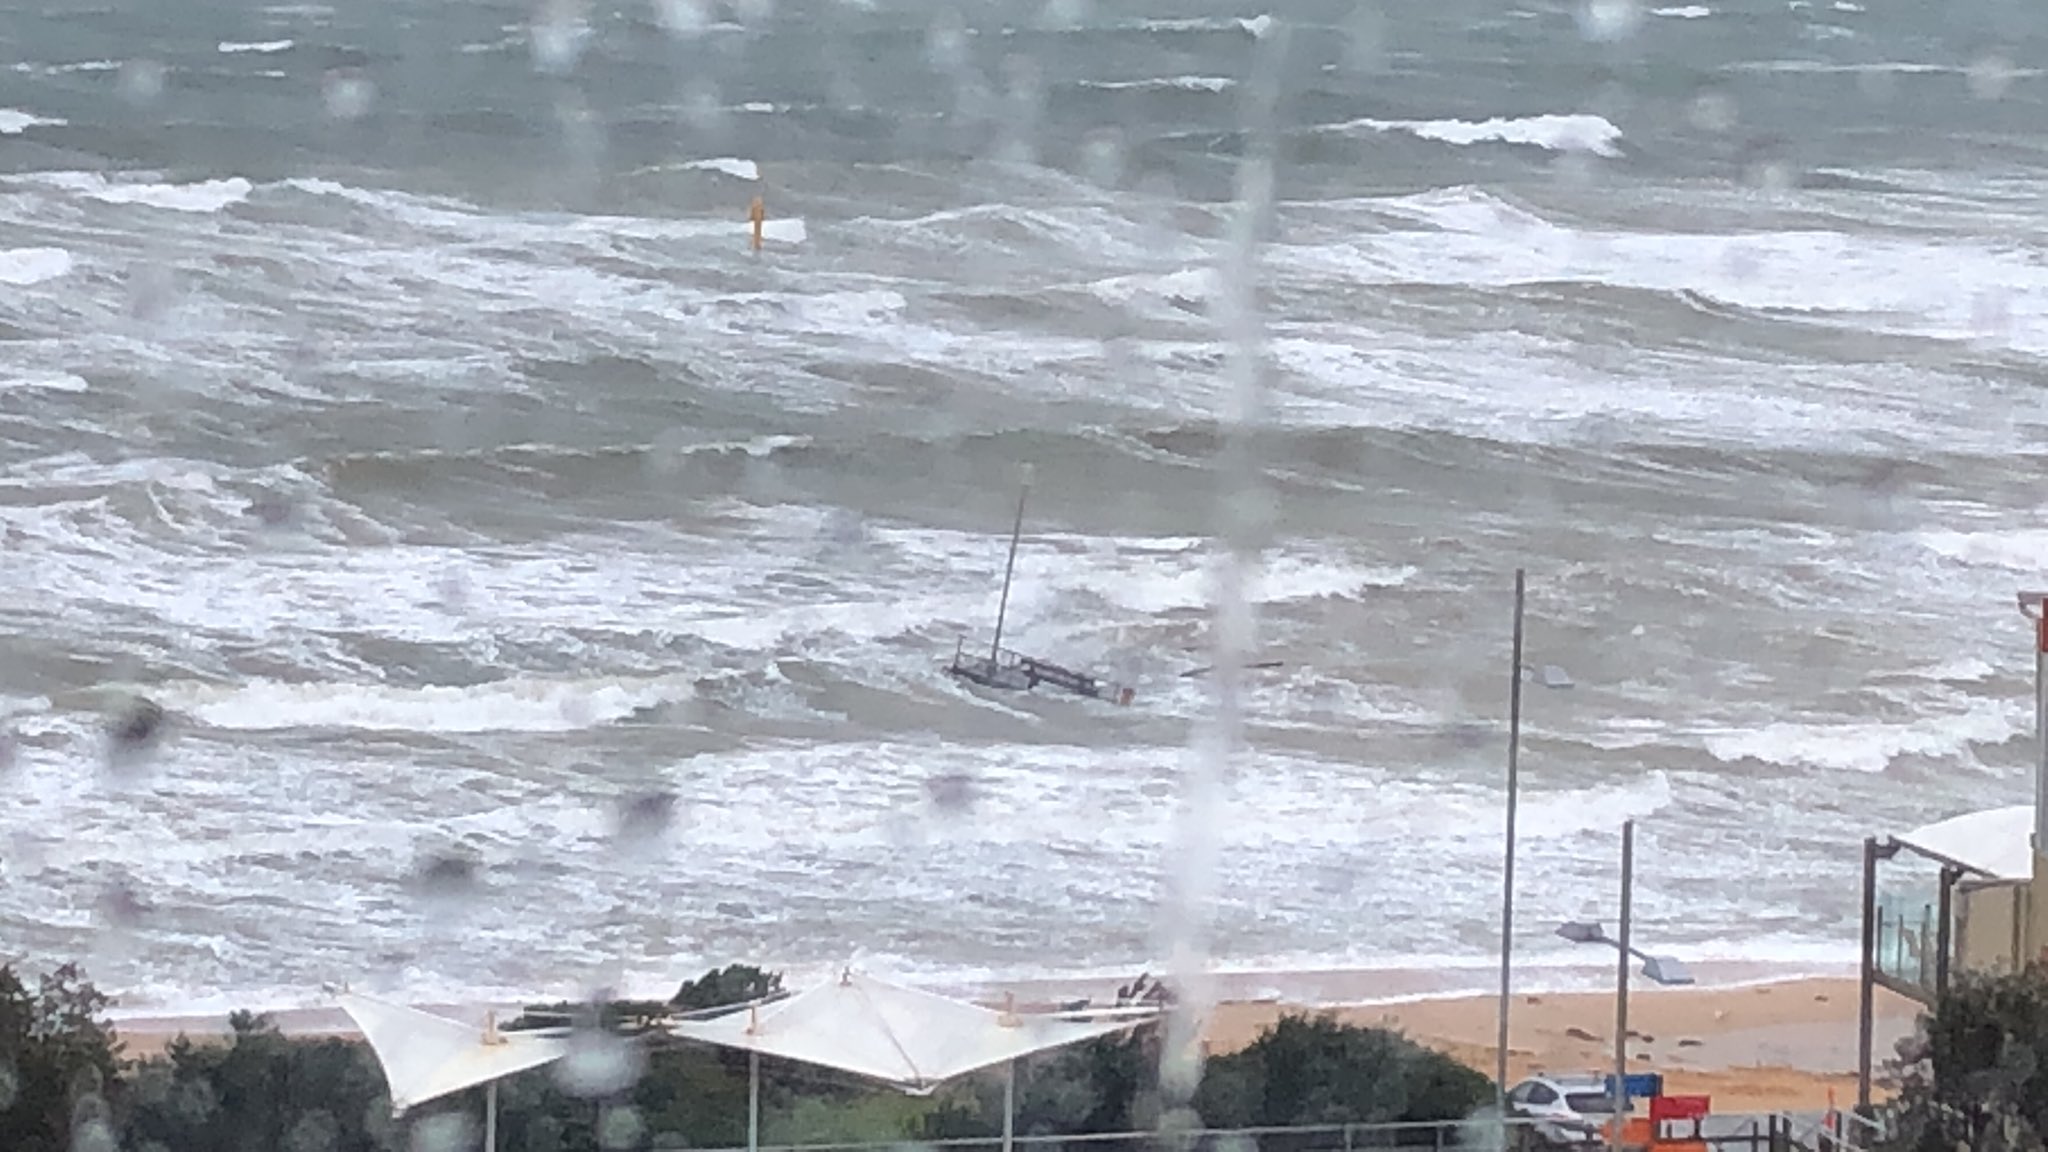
left=1895, top=804, right=2033, bottom=881
left=665, top=971, right=1158, bottom=1092
left=337, top=993, right=570, bottom=1115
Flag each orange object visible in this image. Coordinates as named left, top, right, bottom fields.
left=749, top=195, right=765, bottom=251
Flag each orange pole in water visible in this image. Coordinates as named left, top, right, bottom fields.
left=749, top=195, right=765, bottom=251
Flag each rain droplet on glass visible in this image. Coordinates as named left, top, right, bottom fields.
left=553, top=1028, right=647, bottom=1098
left=70, top=1110, right=119, bottom=1152
left=1966, top=53, right=2018, bottom=101
left=118, top=59, right=166, bottom=105
left=1039, top=0, right=1092, bottom=31
left=1970, top=286, right=2012, bottom=346
left=1855, top=66, right=1896, bottom=105
left=1687, top=90, right=1737, bottom=133
left=410, top=851, right=482, bottom=916
left=652, top=0, right=713, bottom=38
left=682, top=77, right=729, bottom=134
left=105, top=695, right=167, bottom=773
left=925, top=13, right=970, bottom=77
left=924, top=770, right=977, bottom=816
left=322, top=69, right=376, bottom=121
left=1576, top=0, right=1642, bottom=42
left=613, top=789, right=678, bottom=847
left=599, top=1103, right=648, bottom=1150
left=409, top=1112, right=477, bottom=1152
left=1340, top=4, right=1388, bottom=74
left=1079, top=127, right=1126, bottom=187
left=531, top=0, right=592, bottom=75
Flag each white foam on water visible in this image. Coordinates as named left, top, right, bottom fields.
left=0, top=108, right=66, bottom=134
left=24, top=60, right=122, bottom=74
left=10, top=171, right=253, bottom=213
left=153, top=674, right=697, bottom=733
left=1094, top=553, right=1415, bottom=615
left=1917, top=526, right=2048, bottom=572
left=1292, top=185, right=2048, bottom=355
left=1725, top=60, right=1976, bottom=75
left=0, top=371, right=88, bottom=393
left=761, top=217, right=807, bottom=244
left=1700, top=697, right=2024, bottom=774
left=1652, top=5, right=1711, bottom=15
left=280, top=174, right=806, bottom=247
left=1258, top=326, right=1948, bottom=450
left=1342, top=113, right=1624, bottom=156
left=0, top=246, right=72, bottom=285
left=1086, top=266, right=1217, bottom=307
left=1081, top=76, right=1236, bottom=92
left=687, top=157, right=760, bottom=180
left=1921, top=657, right=1996, bottom=683
left=218, top=38, right=295, bottom=53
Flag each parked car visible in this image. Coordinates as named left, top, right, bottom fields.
left=1506, top=1073, right=1620, bottom=1147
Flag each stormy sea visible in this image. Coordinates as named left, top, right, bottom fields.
left=1, top=0, right=2043, bottom=1012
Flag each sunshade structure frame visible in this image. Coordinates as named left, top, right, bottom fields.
left=337, top=968, right=1166, bottom=1152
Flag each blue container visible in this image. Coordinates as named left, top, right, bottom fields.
left=1605, top=1073, right=1665, bottom=1102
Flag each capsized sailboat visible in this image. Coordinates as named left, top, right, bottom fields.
left=945, top=484, right=1135, bottom=706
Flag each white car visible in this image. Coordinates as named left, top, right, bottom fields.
left=1506, top=1073, right=1621, bottom=1146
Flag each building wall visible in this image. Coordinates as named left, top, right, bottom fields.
left=1955, top=878, right=2028, bottom=977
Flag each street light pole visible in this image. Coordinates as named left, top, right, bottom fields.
left=1495, top=568, right=1527, bottom=1126
left=1612, top=820, right=1634, bottom=1152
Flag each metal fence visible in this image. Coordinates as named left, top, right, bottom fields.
left=676, top=1112, right=1883, bottom=1152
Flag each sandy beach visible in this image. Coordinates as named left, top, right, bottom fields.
left=106, top=974, right=1925, bottom=1115
left=1206, top=977, right=1922, bottom=1114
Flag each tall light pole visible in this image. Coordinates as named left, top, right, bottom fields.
left=1494, top=569, right=1576, bottom=1129
left=1495, top=568, right=1527, bottom=1124
left=1556, top=820, right=1694, bottom=1152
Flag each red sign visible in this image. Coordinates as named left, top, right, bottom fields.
left=1651, top=1095, right=1711, bottom=1122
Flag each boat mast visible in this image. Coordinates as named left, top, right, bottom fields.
left=989, top=483, right=1028, bottom=664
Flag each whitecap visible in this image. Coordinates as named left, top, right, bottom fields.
left=686, top=157, right=761, bottom=180
left=0, top=109, right=66, bottom=134
left=155, top=675, right=698, bottom=734
left=0, top=247, right=73, bottom=286
left=1343, top=112, right=1624, bottom=157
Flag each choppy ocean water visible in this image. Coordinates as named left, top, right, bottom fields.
left=2, top=0, right=2045, bottom=1013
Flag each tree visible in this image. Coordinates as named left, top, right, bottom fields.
left=1885, top=965, right=2048, bottom=1152
left=1194, top=1014, right=1492, bottom=1130
left=0, top=962, right=124, bottom=1152
left=122, top=1011, right=395, bottom=1152
left=671, top=965, right=782, bottom=1014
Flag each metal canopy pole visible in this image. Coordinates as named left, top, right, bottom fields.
left=485, top=1081, right=498, bottom=1152
left=1003, top=1059, right=1017, bottom=1152
left=748, top=1051, right=761, bottom=1152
